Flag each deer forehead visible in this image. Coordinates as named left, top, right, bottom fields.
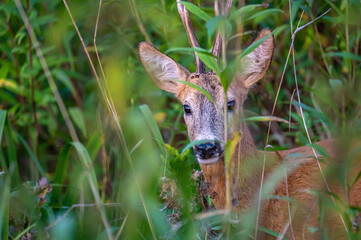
left=177, top=72, right=245, bottom=105
left=178, top=72, right=224, bottom=103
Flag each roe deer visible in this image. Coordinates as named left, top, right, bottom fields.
left=138, top=1, right=361, bottom=239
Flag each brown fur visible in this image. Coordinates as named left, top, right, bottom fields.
left=138, top=29, right=361, bottom=239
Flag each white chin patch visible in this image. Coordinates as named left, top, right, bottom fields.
left=197, top=157, right=220, bottom=165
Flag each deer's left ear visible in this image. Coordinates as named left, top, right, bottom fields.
left=238, top=29, right=274, bottom=88
left=138, top=42, right=190, bottom=95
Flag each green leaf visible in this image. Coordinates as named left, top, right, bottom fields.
left=176, top=80, right=215, bottom=104
left=220, top=61, right=236, bottom=91
left=259, top=225, right=289, bottom=239
left=52, top=144, right=71, bottom=205
left=69, top=107, right=87, bottom=137
left=307, top=143, right=330, bottom=160
left=181, top=139, right=220, bottom=155
left=229, top=4, right=265, bottom=21
left=198, top=52, right=221, bottom=76
left=4, top=115, right=19, bottom=183
left=14, top=223, right=37, bottom=240
left=14, top=131, right=46, bottom=177
left=0, top=110, right=6, bottom=145
left=206, top=16, right=224, bottom=40
left=0, top=171, right=10, bottom=240
left=325, top=52, right=361, bottom=62
left=224, top=132, right=241, bottom=170
left=86, top=132, right=103, bottom=161
left=329, top=79, right=342, bottom=90
left=240, top=30, right=274, bottom=58
left=139, top=104, right=165, bottom=154
left=165, top=46, right=214, bottom=57
left=245, top=9, right=285, bottom=23
left=206, top=16, right=232, bottom=42
left=244, top=116, right=289, bottom=124
left=292, top=101, right=334, bottom=128
left=71, top=142, right=99, bottom=193
left=53, top=142, right=100, bottom=205
left=53, top=70, right=76, bottom=97
left=178, top=1, right=211, bottom=22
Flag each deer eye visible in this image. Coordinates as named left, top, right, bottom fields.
left=227, top=101, right=235, bottom=112
left=183, top=105, right=192, bottom=115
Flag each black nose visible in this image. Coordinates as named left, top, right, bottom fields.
left=195, top=142, right=222, bottom=159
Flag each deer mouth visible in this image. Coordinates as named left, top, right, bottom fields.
left=196, top=144, right=224, bottom=165
left=195, top=142, right=224, bottom=165
left=197, top=156, right=223, bottom=165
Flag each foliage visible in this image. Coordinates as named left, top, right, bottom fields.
left=0, top=0, right=360, bottom=239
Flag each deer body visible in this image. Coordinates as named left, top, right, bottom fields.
left=138, top=2, right=361, bottom=238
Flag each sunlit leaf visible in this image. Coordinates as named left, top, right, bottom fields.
left=176, top=80, right=215, bottom=104
left=245, top=9, right=285, bottom=23
left=325, top=52, right=361, bottom=62
left=178, top=1, right=212, bottom=22
left=69, top=107, right=87, bottom=137
left=139, top=104, right=165, bottom=154
left=197, top=52, right=221, bottom=76
left=0, top=110, right=6, bottom=145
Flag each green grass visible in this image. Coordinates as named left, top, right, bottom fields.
left=0, top=0, right=360, bottom=239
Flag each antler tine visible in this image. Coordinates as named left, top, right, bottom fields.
left=211, top=0, right=233, bottom=60
left=177, top=0, right=205, bottom=73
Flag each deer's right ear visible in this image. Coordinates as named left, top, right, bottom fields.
left=138, top=42, right=190, bottom=95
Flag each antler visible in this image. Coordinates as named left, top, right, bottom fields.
left=211, top=0, right=233, bottom=60
left=177, top=0, right=205, bottom=73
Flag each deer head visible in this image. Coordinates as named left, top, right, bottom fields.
left=138, top=1, right=274, bottom=166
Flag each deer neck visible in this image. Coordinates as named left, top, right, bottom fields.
left=199, top=122, right=263, bottom=209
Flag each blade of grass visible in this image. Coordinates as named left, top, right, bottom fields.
left=165, top=46, right=215, bottom=56
left=178, top=1, right=212, bottom=22
left=86, top=131, right=103, bottom=161
left=0, top=110, right=6, bottom=145
left=244, top=116, right=289, bottom=124
left=0, top=167, right=10, bottom=240
left=176, top=80, right=215, bottom=104
left=139, top=104, right=165, bottom=154
left=4, top=115, right=20, bottom=183
left=325, top=51, right=361, bottom=62
left=181, top=139, right=220, bottom=155
left=14, top=130, right=45, bottom=177
left=52, top=144, right=71, bottom=205
left=13, top=223, right=37, bottom=240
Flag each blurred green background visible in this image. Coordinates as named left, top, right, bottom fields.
left=0, top=0, right=360, bottom=239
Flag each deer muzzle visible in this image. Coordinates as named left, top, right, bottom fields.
left=194, top=142, right=223, bottom=165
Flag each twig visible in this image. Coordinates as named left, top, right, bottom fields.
left=291, top=9, right=331, bottom=41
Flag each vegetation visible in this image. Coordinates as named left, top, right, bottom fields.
left=0, top=0, right=360, bottom=239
